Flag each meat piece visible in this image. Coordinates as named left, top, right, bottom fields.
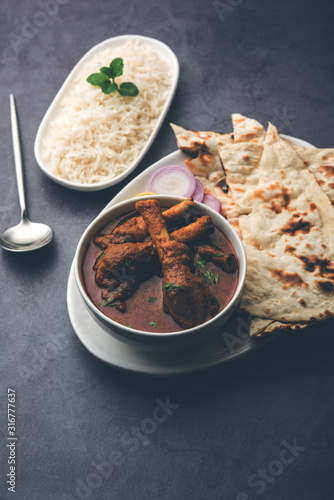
left=94, top=241, right=159, bottom=311
left=136, top=199, right=219, bottom=329
left=101, top=280, right=137, bottom=313
left=94, top=215, right=216, bottom=280
left=192, top=244, right=238, bottom=273
left=170, top=216, right=214, bottom=244
left=94, top=197, right=197, bottom=249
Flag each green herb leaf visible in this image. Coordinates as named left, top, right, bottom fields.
left=128, top=324, right=134, bottom=329
left=149, top=321, right=157, bottom=328
left=109, top=58, right=124, bottom=78
left=203, top=270, right=221, bottom=285
left=99, top=251, right=106, bottom=259
left=215, top=252, right=224, bottom=257
left=100, top=297, right=116, bottom=307
left=195, top=258, right=207, bottom=269
left=123, top=236, right=134, bottom=243
left=117, top=82, right=139, bottom=97
left=87, top=58, right=138, bottom=98
left=148, top=297, right=157, bottom=303
left=213, top=273, right=221, bottom=285
left=163, top=282, right=184, bottom=294
left=87, top=72, right=109, bottom=87
left=124, top=258, right=132, bottom=273
left=100, top=66, right=113, bottom=78
left=101, top=80, right=117, bottom=94
left=183, top=243, right=192, bottom=254
left=204, top=270, right=214, bottom=285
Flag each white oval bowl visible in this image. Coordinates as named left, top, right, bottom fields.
left=74, top=195, right=247, bottom=351
left=34, top=35, right=179, bottom=191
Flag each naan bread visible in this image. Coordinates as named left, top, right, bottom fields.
left=170, top=123, right=225, bottom=154
left=170, top=123, right=233, bottom=177
left=221, top=123, right=334, bottom=325
left=232, top=113, right=266, bottom=144
left=171, top=116, right=334, bottom=337
left=294, top=148, right=334, bottom=205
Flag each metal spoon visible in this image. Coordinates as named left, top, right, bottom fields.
left=0, top=95, right=53, bottom=252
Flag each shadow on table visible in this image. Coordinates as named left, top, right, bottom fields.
left=0, top=238, right=57, bottom=274
left=77, top=319, right=334, bottom=402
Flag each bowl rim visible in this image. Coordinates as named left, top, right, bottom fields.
left=74, top=195, right=247, bottom=339
left=34, top=34, right=179, bottom=192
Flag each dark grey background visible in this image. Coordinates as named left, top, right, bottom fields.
left=1, top=0, right=334, bottom=499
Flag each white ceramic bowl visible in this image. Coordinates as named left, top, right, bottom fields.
left=34, top=35, right=179, bottom=191
left=74, top=195, right=246, bottom=351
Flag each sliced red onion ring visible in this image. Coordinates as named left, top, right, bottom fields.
left=202, top=193, right=221, bottom=213
left=148, top=165, right=196, bottom=197
left=191, top=179, right=204, bottom=202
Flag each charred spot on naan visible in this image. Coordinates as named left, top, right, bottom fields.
left=285, top=245, right=296, bottom=253
left=280, top=216, right=313, bottom=236
left=184, top=152, right=223, bottom=176
left=299, top=299, right=307, bottom=307
left=316, top=280, right=334, bottom=293
left=296, top=254, right=334, bottom=276
left=319, top=165, right=334, bottom=177
left=270, top=269, right=308, bottom=289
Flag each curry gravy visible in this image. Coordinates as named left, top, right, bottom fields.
left=82, top=211, right=239, bottom=333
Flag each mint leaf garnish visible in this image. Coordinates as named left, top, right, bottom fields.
left=101, top=80, right=117, bottom=95
left=109, top=58, right=123, bottom=78
left=87, top=73, right=109, bottom=86
left=118, top=82, right=139, bottom=97
left=148, top=296, right=157, bottom=303
left=87, top=58, right=138, bottom=97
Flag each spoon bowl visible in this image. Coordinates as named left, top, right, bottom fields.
left=0, top=95, right=54, bottom=253
left=0, top=218, right=53, bottom=252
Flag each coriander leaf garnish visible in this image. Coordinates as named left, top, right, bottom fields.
left=213, top=273, right=221, bottom=285
left=87, top=57, right=139, bottom=97
left=128, top=324, right=134, bottom=329
left=203, top=270, right=221, bottom=285
left=163, top=282, right=184, bottom=293
left=149, top=321, right=157, bottom=328
left=215, top=252, right=224, bottom=257
left=99, top=251, right=106, bottom=259
left=124, top=258, right=133, bottom=273
left=123, top=236, right=134, bottom=243
left=148, top=296, right=157, bottom=303
left=203, top=270, right=215, bottom=284
left=100, top=297, right=116, bottom=307
left=195, top=258, right=207, bottom=269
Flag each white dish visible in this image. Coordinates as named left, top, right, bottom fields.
left=74, top=195, right=246, bottom=351
left=67, top=262, right=274, bottom=375
left=34, top=35, right=179, bottom=191
left=67, top=134, right=314, bottom=373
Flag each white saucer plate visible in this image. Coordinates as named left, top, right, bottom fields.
left=67, top=135, right=314, bottom=375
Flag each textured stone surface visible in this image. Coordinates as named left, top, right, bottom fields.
left=1, top=0, right=334, bottom=499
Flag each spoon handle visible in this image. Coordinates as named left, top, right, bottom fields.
left=10, top=94, right=27, bottom=220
